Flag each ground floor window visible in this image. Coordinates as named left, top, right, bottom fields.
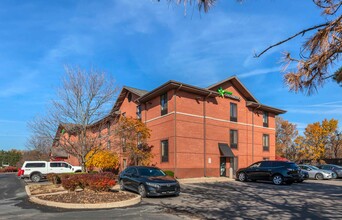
left=161, top=140, right=169, bottom=162
left=123, top=159, right=127, bottom=169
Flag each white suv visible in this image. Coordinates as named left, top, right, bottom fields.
left=18, top=161, right=82, bottom=182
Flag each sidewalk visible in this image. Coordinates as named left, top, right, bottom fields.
left=178, top=177, right=234, bottom=184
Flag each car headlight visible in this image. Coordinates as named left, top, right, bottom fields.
left=146, top=182, right=160, bottom=188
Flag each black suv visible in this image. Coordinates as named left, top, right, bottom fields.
left=236, top=161, right=300, bottom=185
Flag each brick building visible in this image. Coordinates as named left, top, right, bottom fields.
left=52, top=76, right=285, bottom=178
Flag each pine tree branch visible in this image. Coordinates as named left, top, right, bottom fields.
left=254, top=22, right=330, bottom=58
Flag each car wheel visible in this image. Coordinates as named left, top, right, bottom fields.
left=119, top=180, right=125, bottom=191
left=30, top=173, right=41, bottom=183
left=297, top=180, right=304, bottom=183
left=138, top=184, right=147, bottom=198
left=272, top=175, right=283, bottom=185
left=315, top=173, right=324, bottom=180
left=238, top=172, right=247, bottom=182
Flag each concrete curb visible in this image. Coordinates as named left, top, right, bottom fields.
left=178, top=177, right=234, bottom=184
left=26, top=185, right=141, bottom=209
left=29, top=192, right=141, bottom=209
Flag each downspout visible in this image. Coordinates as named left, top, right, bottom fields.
left=203, top=92, right=211, bottom=177
left=174, top=84, right=182, bottom=178
left=252, top=104, right=261, bottom=163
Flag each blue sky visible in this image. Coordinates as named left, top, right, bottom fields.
left=0, top=0, right=341, bottom=150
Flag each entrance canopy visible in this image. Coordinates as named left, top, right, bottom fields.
left=218, top=143, right=235, bottom=157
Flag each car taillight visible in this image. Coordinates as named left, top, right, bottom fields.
left=17, top=169, right=24, bottom=176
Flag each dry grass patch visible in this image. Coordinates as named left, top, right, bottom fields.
left=28, top=183, right=66, bottom=195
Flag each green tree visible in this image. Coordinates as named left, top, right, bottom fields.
left=0, top=149, right=22, bottom=167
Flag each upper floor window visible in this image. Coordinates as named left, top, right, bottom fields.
left=160, top=93, right=168, bottom=116
left=127, top=92, right=132, bottom=102
left=230, top=103, right=237, bottom=122
left=121, top=137, right=126, bottom=152
left=230, top=130, right=238, bottom=149
left=161, top=140, right=169, bottom=162
left=107, top=121, right=111, bottom=135
left=136, top=105, right=142, bottom=119
left=263, top=134, right=269, bottom=151
left=263, top=111, right=269, bottom=127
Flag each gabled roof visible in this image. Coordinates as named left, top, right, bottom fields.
left=138, top=80, right=219, bottom=103
left=111, top=86, right=149, bottom=112
left=206, top=75, right=259, bottom=103
left=246, top=101, right=286, bottom=114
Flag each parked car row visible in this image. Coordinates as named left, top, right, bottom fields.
left=236, top=161, right=340, bottom=185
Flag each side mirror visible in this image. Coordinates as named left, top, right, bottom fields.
left=307, top=168, right=311, bottom=171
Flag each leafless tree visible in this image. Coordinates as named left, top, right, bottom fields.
left=28, top=66, right=118, bottom=171
left=171, top=0, right=342, bottom=95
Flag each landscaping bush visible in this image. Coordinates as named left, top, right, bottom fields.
left=47, top=173, right=62, bottom=185
left=60, top=173, right=116, bottom=192
left=0, top=166, right=18, bottom=173
left=164, top=170, right=174, bottom=177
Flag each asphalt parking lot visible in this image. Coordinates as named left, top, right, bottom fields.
left=143, top=179, right=342, bottom=219
left=1, top=173, right=342, bottom=220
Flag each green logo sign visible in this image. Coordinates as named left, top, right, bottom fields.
left=217, top=87, right=232, bottom=97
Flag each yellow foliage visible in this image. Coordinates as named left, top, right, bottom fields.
left=85, top=149, right=119, bottom=170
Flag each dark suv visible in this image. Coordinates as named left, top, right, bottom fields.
left=236, top=161, right=300, bottom=185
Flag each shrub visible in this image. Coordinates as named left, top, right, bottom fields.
left=47, top=173, right=62, bottom=185
left=164, top=170, right=174, bottom=177
left=0, top=166, right=18, bottom=173
left=60, top=173, right=116, bottom=192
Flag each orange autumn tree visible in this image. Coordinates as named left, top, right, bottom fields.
left=275, top=116, right=298, bottom=159
left=300, top=119, right=339, bottom=161
left=116, top=117, right=154, bottom=166
left=85, top=149, right=119, bottom=172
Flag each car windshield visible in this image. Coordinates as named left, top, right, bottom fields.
left=285, top=163, right=298, bottom=169
left=138, top=168, right=166, bottom=177
left=308, top=165, right=320, bottom=170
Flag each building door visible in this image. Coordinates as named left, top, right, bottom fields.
left=220, top=157, right=226, bottom=177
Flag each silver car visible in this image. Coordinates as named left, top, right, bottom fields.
left=298, top=165, right=336, bottom=180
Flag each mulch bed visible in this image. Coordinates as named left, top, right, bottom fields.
left=37, top=190, right=137, bottom=204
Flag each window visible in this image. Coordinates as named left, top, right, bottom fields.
left=123, top=159, right=127, bottom=169
left=160, top=93, right=168, bottom=116
left=230, top=103, right=237, bottom=122
left=263, top=157, right=270, bottom=161
left=263, top=111, right=269, bottom=127
left=263, top=134, right=269, bottom=151
left=128, top=92, right=132, bottom=102
left=250, top=162, right=261, bottom=168
left=107, top=140, right=111, bottom=149
left=260, top=161, right=272, bottom=167
left=136, top=105, right=142, bottom=119
left=122, top=137, right=126, bottom=152
left=107, top=121, right=111, bottom=135
left=25, top=163, right=46, bottom=168
left=161, top=140, right=169, bottom=162
left=230, top=130, right=238, bottom=149
left=49, top=163, right=61, bottom=168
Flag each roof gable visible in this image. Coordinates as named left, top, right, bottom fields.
left=207, top=75, right=259, bottom=103
left=111, top=86, right=148, bottom=113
